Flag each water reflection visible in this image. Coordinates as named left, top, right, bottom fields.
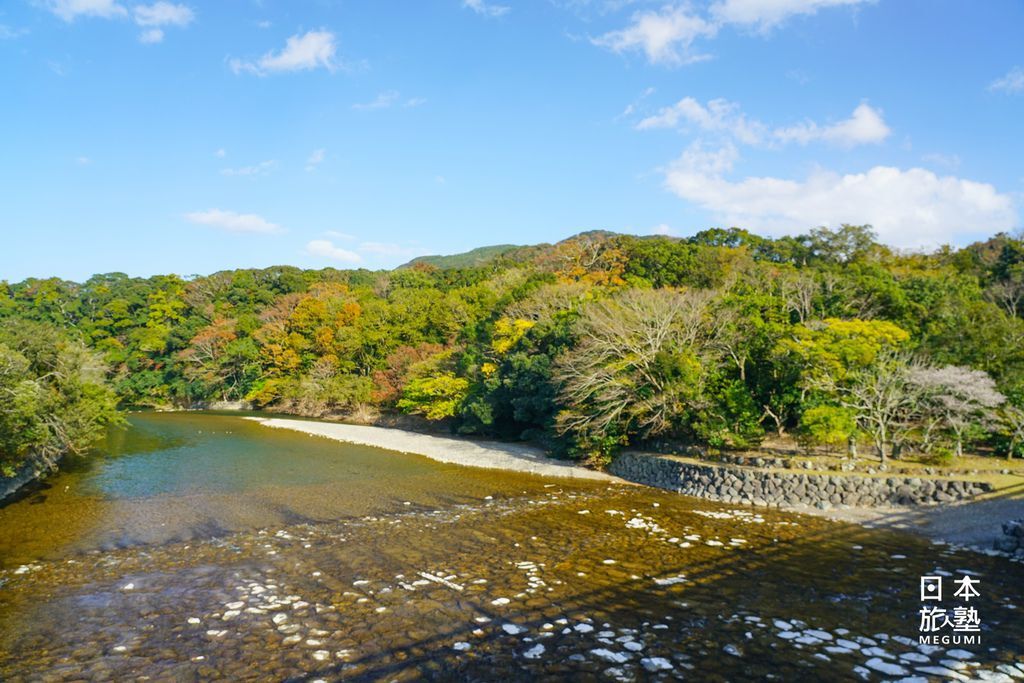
left=0, top=413, right=569, bottom=567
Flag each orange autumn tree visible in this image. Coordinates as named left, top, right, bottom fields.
left=544, top=234, right=628, bottom=287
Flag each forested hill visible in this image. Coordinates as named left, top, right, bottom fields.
left=3, top=225, right=1024, bottom=468
left=402, top=244, right=523, bottom=269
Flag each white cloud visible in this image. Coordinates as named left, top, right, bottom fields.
left=615, top=86, right=656, bottom=121
left=351, top=91, right=426, bottom=111
left=76, top=156, right=92, bottom=165
left=220, top=160, right=276, bottom=177
left=636, top=97, right=766, bottom=144
left=214, top=148, right=226, bottom=158
left=595, top=0, right=873, bottom=66
left=463, top=0, right=511, bottom=17
left=0, top=24, right=28, bottom=39
left=230, top=30, right=338, bottom=76
left=185, top=209, right=283, bottom=234
left=651, top=223, right=674, bottom=235
left=593, top=5, right=716, bottom=66
left=359, top=242, right=428, bottom=258
left=133, top=2, right=193, bottom=27
left=305, top=239, right=361, bottom=263
left=324, top=230, right=355, bottom=240
left=921, top=152, right=961, bottom=170
left=352, top=91, right=400, bottom=111
left=709, top=0, right=874, bottom=32
left=663, top=142, right=1017, bottom=249
left=773, top=102, right=890, bottom=147
left=637, top=98, right=889, bottom=148
left=989, top=66, right=1024, bottom=94
left=139, top=28, right=163, bottom=43
left=305, top=148, right=326, bottom=172
left=47, top=0, right=127, bottom=22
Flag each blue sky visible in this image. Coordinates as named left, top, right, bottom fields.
left=1, top=0, right=1022, bottom=282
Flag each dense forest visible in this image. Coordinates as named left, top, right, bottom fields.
left=3, top=225, right=1024, bottom=473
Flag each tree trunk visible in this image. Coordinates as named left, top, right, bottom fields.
left=955, top=438, right=963, bottom=458
left=877, top=440, right=887, bottom=463
left=847, top=436, right=858, bottom=459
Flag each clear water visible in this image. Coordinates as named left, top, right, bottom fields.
left=1, top=413, right=1021, bottom=681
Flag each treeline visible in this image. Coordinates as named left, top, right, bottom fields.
left=2, top=225, right=1024, bottom=468
left=0, top=321, right=120, bottom=476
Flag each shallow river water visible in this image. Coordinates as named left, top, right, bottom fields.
left=0, top=413, right=1021, bottom=681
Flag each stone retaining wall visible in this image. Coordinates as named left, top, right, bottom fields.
left=609, top=452, right=992, bottom=509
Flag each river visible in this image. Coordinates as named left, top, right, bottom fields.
left=0, top=413, right=1021, bottom=680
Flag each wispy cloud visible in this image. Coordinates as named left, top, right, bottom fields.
left=594, top=0, right=873, bottom=66
left=46, top=0, right=127, bottom=22
left=637, top=96, right=764, bottom=143
left=352, top=91, right=426, bottom=111
left=214, top=148, right=226, bottom=158
left=133, top=2, right=193, bottom=26
left=305, top=148, right=326, bottom=172
left=132, top=2, right=193, bottom=43
left=305, top=239, right=361, bottom=263
left=0, top=24, right=29, bottom=39
left=324, top=230, right=355, bottom=240
left=636, top=98, right=890, bottom=148
left=230, top=30, right=339, bottom=76
left=709, top=0, right=873, bottom=33
left=359, top=242, right=428, bottom=259
left=463, top=0, right=511, bottom=18
left=922, top=152, right=961, bottom=170
left=352, top=91, right=400, bottom=111
left=185, top=209, right=283, bottom=234
left=592, top=5, right=716, bottom=66
left=75, top=156, right=92, bottom=165
left=220, top=160, right=276, bottom=177
left=989, top=66, right=1024, bottom=94
left=44, top=1, right=194, bottom=40
left=615, top=86, right=655, bottom=121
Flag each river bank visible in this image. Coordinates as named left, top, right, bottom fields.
left=247, top=417, right=618, bottom=482
left=249, top=416, right=1024, bottom=551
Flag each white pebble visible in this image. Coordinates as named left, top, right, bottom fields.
left=522, top=644, right=545, bottom=659
left=864, top=658, right=908, bottom=676
left=591, top=648, right=630, bottom=664
left=641, top=657, right=674, bottom=672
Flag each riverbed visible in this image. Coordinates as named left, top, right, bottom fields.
left=1, top=413, right=1022, bottom=681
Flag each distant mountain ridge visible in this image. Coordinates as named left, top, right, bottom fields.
left=402, top=244, right=523, bottom=269
left=401, top=231, right=634, bottom=270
